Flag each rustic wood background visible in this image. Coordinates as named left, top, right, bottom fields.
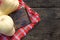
left=22, top=0, right=60, bottom=40
left=24, top=0, right=60, bottom=8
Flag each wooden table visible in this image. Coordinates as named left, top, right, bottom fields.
left=22, top=0, right=60, bottom=40
left=21, top=8, right=60, bottom=40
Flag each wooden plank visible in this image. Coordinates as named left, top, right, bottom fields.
left=23, top=8, right=60, bottom=40
left=54, top=8, right=60, bottom=18
left=24, top=0, right=60, bottom=8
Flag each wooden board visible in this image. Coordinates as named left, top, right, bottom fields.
left=24, top=0, right=60, bottom=8
left=22, top=8, right=60, bottom=40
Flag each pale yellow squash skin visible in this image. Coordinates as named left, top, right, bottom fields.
left=0, top=15, right=15, bottom=36
left=0, top=0, right=19, bottom=16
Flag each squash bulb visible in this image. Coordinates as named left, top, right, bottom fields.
left=0, top=15, right=15, bottom=36
left=0, top=0, right=19, bottom=16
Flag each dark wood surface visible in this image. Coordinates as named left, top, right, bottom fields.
left=22, top=8, right=60, bottom=40
left=24, top=0, right=60, bottom=8
left=22, top=0, right=60, bottom=40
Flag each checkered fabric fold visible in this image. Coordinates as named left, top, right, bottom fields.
left=0, top=0, right=41, bottom=40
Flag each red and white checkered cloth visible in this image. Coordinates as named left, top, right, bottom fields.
left=0, top=0, right=41, bottom=40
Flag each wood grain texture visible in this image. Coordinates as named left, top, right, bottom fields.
left=22, top=8, right=60, bottom=40
left=24, top=0, right=60, bottom=8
